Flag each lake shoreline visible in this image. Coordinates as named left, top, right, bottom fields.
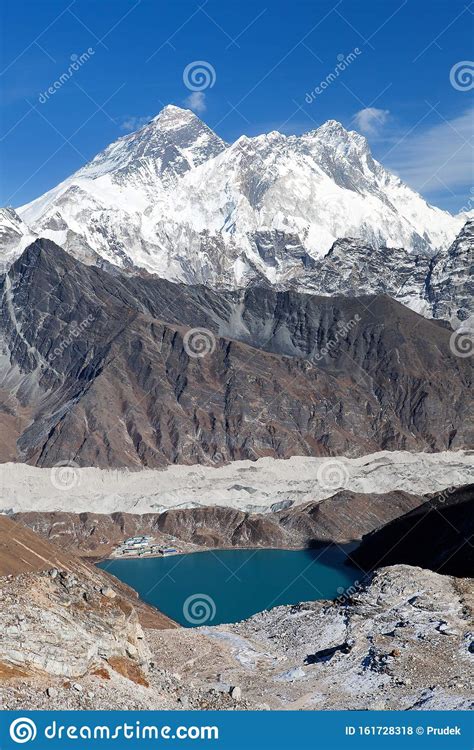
left=98, top=545, right=362, bottom=627
left=95, top=539, right=361, bottom=565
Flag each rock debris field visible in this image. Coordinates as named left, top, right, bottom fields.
left=1, top=451, right=473, bottom=515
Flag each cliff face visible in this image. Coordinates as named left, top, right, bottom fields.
left=352, top=485, right=474, bottom=577
left=0, top=240, right=472, bottom=468
left=0, top=570, right=151, bottom=680
left=0, top=513, right=181, bottom=704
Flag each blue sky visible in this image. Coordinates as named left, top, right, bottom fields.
left=1, top=0, right=473, bottom=212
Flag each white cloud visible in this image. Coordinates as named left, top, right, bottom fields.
left=120, top=115, right=152, bottom=132
left=184, top=91, right=207, bottom=114
left=353, top=107, right=390, bottom=135
left=384, top=107, right=474, bottom=196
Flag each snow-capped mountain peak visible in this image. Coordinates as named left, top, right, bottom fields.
left=150, top=103, right=201, bottom=128
left=305, top=120, right=370, bottom=157
left=74, top=104, right=226, bottom=185
left=9, top=107, right=466, bottom=301
left=311, top=118, right=362, bottom=139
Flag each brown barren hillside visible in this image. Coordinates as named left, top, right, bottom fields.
left=0, top=240, right=471, bottom=469
left=13, top=488, right=425, bottom=556
left=0, top=514, right=176, bottom=629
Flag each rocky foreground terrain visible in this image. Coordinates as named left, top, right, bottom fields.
left=1, top=562, right=472, bottom=711
left=1, top=492, right=473, bottom=711
left=0, top=513, right=175, bottom=707
left=154, top=565, right=474, bottom=711
left=0, top=514, right=175, bottom=626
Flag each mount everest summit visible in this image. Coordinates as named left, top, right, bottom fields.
left=1, top=104, right=472, bottom=322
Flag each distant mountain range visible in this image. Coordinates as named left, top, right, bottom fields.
left=0, top=105, right=472, bottom=324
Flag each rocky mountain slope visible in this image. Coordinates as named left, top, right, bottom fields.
left=13, top=488, right=427, bottom=556
left=1, top=564, right=472, bottom=710
left=429, top=220, right=474, bottom=322
left=0, top=514, right=175, bottom=628
left=0, top=239, right=472, bottom=467
left=353, top=485, right=474, bottom=577
left=289, top=221, right=473, bottom=322
left=0, top=512, right=77, bottom=576
left=0, top=568, right=151, bottom=683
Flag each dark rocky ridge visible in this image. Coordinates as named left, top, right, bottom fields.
left=352, top=484, right=474, bottom=577
left=0, top=239, right=472, bottom=468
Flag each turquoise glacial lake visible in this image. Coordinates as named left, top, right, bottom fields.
left=98, top=545, right=360, bottom=627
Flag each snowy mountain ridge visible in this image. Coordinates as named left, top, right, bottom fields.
left=0, top=105, right=470, bottom=321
